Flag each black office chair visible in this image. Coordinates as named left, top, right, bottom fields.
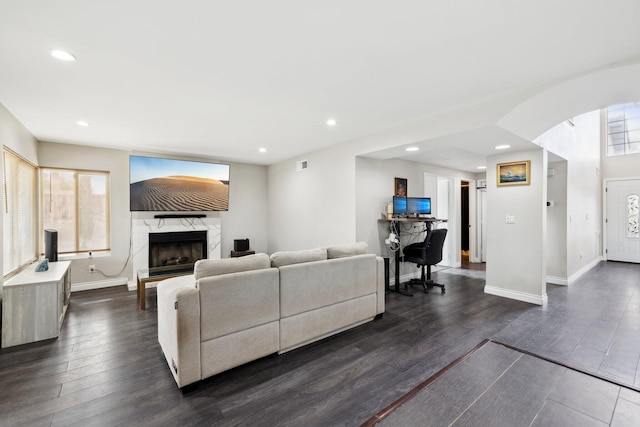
left=402, top=228, right=448, bottom=293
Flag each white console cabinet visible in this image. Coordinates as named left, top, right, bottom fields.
left=2, top=261, right=71, bottom=348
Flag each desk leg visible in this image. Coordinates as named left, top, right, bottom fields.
left=390, top=250, right=413, bottom=297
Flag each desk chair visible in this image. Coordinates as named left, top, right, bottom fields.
left=402, top=228, right=447, bottom=293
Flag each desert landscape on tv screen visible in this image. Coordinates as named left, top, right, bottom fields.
left=129, top=156, right=229, bottom=211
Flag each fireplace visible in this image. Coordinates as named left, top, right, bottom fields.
left=148, top=231, right=207, bottom=276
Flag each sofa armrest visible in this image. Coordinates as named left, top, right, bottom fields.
left=157, top=276, right=201, bottom=388
left=376, top=256, right=386, bottom=315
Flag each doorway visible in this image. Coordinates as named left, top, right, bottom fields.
left=606, top=179, right=640, bottom=263
left=461, top=181, right=470, bottom=264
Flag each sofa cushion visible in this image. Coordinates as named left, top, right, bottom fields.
left=326, top=242, right=368, bottom=259
left=270, top=247, right=327, bottom=268
left=194, top=253, right=270, bottom=280
left=279, top=254, right=376, bottom=318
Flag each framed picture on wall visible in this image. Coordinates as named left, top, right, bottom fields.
left=394, top=177, right=407, bottom=197
left=497, top=160, right=531, bottom=186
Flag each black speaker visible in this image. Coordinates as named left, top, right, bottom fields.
left=44, top=229, right=58, bottom=262
left=234, top=238, right=250, bottom=252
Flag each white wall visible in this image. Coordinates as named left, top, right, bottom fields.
left=38, top=142, right=269, bottom=285
left=1, top=104, right=40, bottom=303
left=602, top=151, right=640, bottom=180
left=220, top=162, right=269, bottom=256
left=534, top=110, right=602, bottom=278
left=485, top=148, right=548, bottom=305
left=267, top=143, right=356, bottom=253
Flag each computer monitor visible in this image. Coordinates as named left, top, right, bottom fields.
left=407, top=197, right=431, bottom=215
left=392, top=196, right=407, bottom=216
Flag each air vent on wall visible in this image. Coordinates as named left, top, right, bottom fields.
left=477, top=179, right=487, bottom=189
left=296, top=160, right=308, bottom=171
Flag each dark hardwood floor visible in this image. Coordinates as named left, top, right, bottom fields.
left=1, top=260, right=639, bottom=426
left=373, top=341, right=640, bottom=426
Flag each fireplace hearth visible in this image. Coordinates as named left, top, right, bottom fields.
left=148, top=230, right=207, bottom=276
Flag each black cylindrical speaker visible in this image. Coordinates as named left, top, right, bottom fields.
left=44, top=229, right=58, bottom=262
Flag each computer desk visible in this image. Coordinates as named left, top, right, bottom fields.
left=379, top=216, right=448, bottom=296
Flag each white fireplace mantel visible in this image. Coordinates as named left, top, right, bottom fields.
left=132, top=216, right=221, bottom=276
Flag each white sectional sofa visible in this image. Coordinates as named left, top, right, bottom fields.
left=157, top=242, right=385, bottom=388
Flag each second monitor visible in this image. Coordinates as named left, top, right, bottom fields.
left=406, top=197, right=431, bottom=216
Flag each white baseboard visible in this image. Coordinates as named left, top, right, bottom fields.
left=546, top=276, right=569, bottom=286
left=71, top=277, right=128, bottom=292
left=567, top=257, right=602, bottom=285
left=545, top=257, right=602, bottom=287
left=484, top=285, right=548, bottom=306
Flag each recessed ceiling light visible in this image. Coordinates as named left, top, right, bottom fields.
left=326, top=118, right=337, bottom=126
left=50, top=50, right=76, bottom=62
left=405, top=147, right=419, bottom=152
left=495, top=144, right=511, bottom=150
left=259, top=148, right=267, bottom=153
left=477, top=166, right=487, bottom=170
left=76, top=121, right=89, bottom=127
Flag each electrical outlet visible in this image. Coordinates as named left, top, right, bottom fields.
left=87, top=264, right=96, bottom=272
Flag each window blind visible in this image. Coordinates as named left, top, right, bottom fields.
left=3, top=149, right=37, bottom=276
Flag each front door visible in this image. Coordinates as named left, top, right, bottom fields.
left=606, top=179, right=640, bottom=263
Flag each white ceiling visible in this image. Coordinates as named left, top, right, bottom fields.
left=362, top=125, right=544, bottom=172
left=1, top=1, right=640, bottom=166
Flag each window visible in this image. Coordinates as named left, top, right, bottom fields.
left=3, top=149, right=38, bottom=276
left=629, top=194, right=639, bottom=238
left=41, top=168, right=110, bottom=254
left=607, top=102, right=640, bottom=156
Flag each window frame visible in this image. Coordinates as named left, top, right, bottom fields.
left=606, top=102, right=640, bottom=156
left=39, top=166, right=111, bottom=256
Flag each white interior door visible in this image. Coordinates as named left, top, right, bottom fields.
left=436, top=177, right=451, bottom=266
left=478, top=188, right=487, bottom=262
left=606, top=179, right=640, bottom=263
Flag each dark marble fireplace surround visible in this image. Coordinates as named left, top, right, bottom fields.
left=148, top=230, right=207, bottom=275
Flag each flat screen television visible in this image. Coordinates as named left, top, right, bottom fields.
left=407, top=197, right=431, bottom=215
left=392, top=196, right=407, bottom=216
left=129, top=155, right=230, bottom=212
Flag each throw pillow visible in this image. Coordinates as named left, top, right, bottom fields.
left=270, top=247, right=327, bottom=268
left=326, top=242, right=368, bottom=259
left=194, top=253, right=270, bottom=280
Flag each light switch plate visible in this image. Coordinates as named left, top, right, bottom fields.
left=505, top=215, right=516, bottom=224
